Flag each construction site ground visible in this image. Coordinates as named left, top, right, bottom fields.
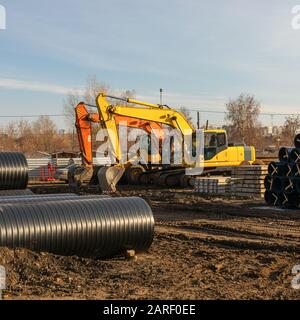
left=1, top=184, right=300, bottom=300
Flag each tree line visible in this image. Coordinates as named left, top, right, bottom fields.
left=0, top=76, right=299, bottom=155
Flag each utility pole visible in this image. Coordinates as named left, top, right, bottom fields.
left=197, top=111, right=200, bottom=130
left=72, top=128, right=75, bottom=153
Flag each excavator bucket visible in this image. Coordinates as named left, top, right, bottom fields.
left=97, top=166, right=125, bottom=192
left=68, top=165, right=94, bottom=188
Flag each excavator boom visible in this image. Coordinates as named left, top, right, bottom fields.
left=72, top=101, right=165, bottom=191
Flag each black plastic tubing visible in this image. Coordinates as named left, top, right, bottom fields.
left=0, top=196, right=154, bottom=258
left=0, top=152, right=28, bottom=190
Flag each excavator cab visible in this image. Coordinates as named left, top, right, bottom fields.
left=204, top=131, right=228, bottom=160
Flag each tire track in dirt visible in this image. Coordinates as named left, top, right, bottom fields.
left=155, top=222, right=300, bottom=253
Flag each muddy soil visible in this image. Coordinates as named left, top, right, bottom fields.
left=0, top=186, right=300, bottom=300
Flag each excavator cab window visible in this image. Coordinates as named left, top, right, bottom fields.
left=204, top=132, right=227, bottom=160
left=217, top=133, right=226, bottom=148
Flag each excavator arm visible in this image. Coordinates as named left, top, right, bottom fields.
left=72, top=101, right=165, bottom=190
left=96, top=93, right=194, bottom=163
left=95, top=93, right=196, bottom=192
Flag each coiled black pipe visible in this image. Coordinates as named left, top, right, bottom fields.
left=295, top=133, right=300, bottom=148
left=271, top=177, right=284, bottom=193
left=278, top=147, right=293, bottom=163
left=292, top=163, right=300, bottom=177
left=281, top=177, right=296, bottom=194
left=268, top=162, right=290, bottom=177
left=294, top=178, right=300, bottom=193
left=0, top=197, right=154, bottom=258
left=0, top=152, right=28, bottom=190
left=264, top=190, right=281, bottom=206
left=280, top=192, right=300, bottom=209
left=264, top=175, right=273, bottom=190
left=290, top=148, right=300, bottom=163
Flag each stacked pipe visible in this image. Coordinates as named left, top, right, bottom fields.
left=0, top=152, right=31, bottom=196
left=264, top=133, right=300, bottom=208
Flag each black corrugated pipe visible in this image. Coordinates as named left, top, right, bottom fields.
left=0, top=197, right=154, bottom=258
left=278, top=147, right=293, bottom=162
left=0, top=193, right=77, bottom=200
left=280, top=192, right=300, bottom=209
left=268, top=162, right=289, bottom=177
left=292, top=163, right=300, bottom=177
left=0, top=189, right=33, bottom=196
left=294, top=178, right=300, bottom=193
left=280, top=163, right=292, bottom=176
left=264, top=190, right=281, bottom=206
left=290, top=148, right=300, bottom=163
left=281, top=177, right=296, bottom=194
left=0, top=194, right=109, bottom=204
left=264, top=175, right=273, bottom=190
left=294, top=133, right=300, bottom=148
left=0, top=152, right=28, bottom=190
left=271, top=177, right=284, bottom=193
left=0, top=193, right=79, bottom=204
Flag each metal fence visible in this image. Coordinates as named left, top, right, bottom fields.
left=27, top=157, right=111, bottom=181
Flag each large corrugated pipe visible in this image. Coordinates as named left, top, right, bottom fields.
left=0, top=189, right=33, bottom=196
left=0, top=194, right=109, bottom=204
left=0, top=193, right=79, bottom=204
left=0, top=197, right=154, bottom=258
left=0, top=152, right=28, bottom=190
left=295, top=133, right=300, bottom=148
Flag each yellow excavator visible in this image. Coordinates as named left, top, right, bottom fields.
left=70, top=93, right=256, bottom=192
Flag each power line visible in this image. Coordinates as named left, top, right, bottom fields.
left=0, top=114, right=65, bottom=118
left=0, top=109, right=299, bottom=119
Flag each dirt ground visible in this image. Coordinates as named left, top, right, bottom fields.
left=1, top=185, right=300, bottom=300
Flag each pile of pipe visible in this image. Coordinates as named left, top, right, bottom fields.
left=0, top=193, right=155, bottom=258
left=0, top=152, right=30, bottom=195
left=265, top=133, right=300, bottom=208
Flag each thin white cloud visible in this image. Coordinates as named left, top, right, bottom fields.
left=0, top=78, right=83, bottom=95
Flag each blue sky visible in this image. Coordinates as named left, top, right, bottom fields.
left=0, top=0, right=300, bottom=129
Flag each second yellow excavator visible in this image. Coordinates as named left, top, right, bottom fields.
left=70, top=93, right=256, bottom=192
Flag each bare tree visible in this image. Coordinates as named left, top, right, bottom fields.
left=281, top=115, right=300, bottom=145
left=32, top=116, right=58, bottom=152
left=63, top=75, right=111, bottom=128
left=225, top=94, right=262, bottom=146
left=63, top=75, right=136, bottom=128
left=179, top=107, right=194, bottom=126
